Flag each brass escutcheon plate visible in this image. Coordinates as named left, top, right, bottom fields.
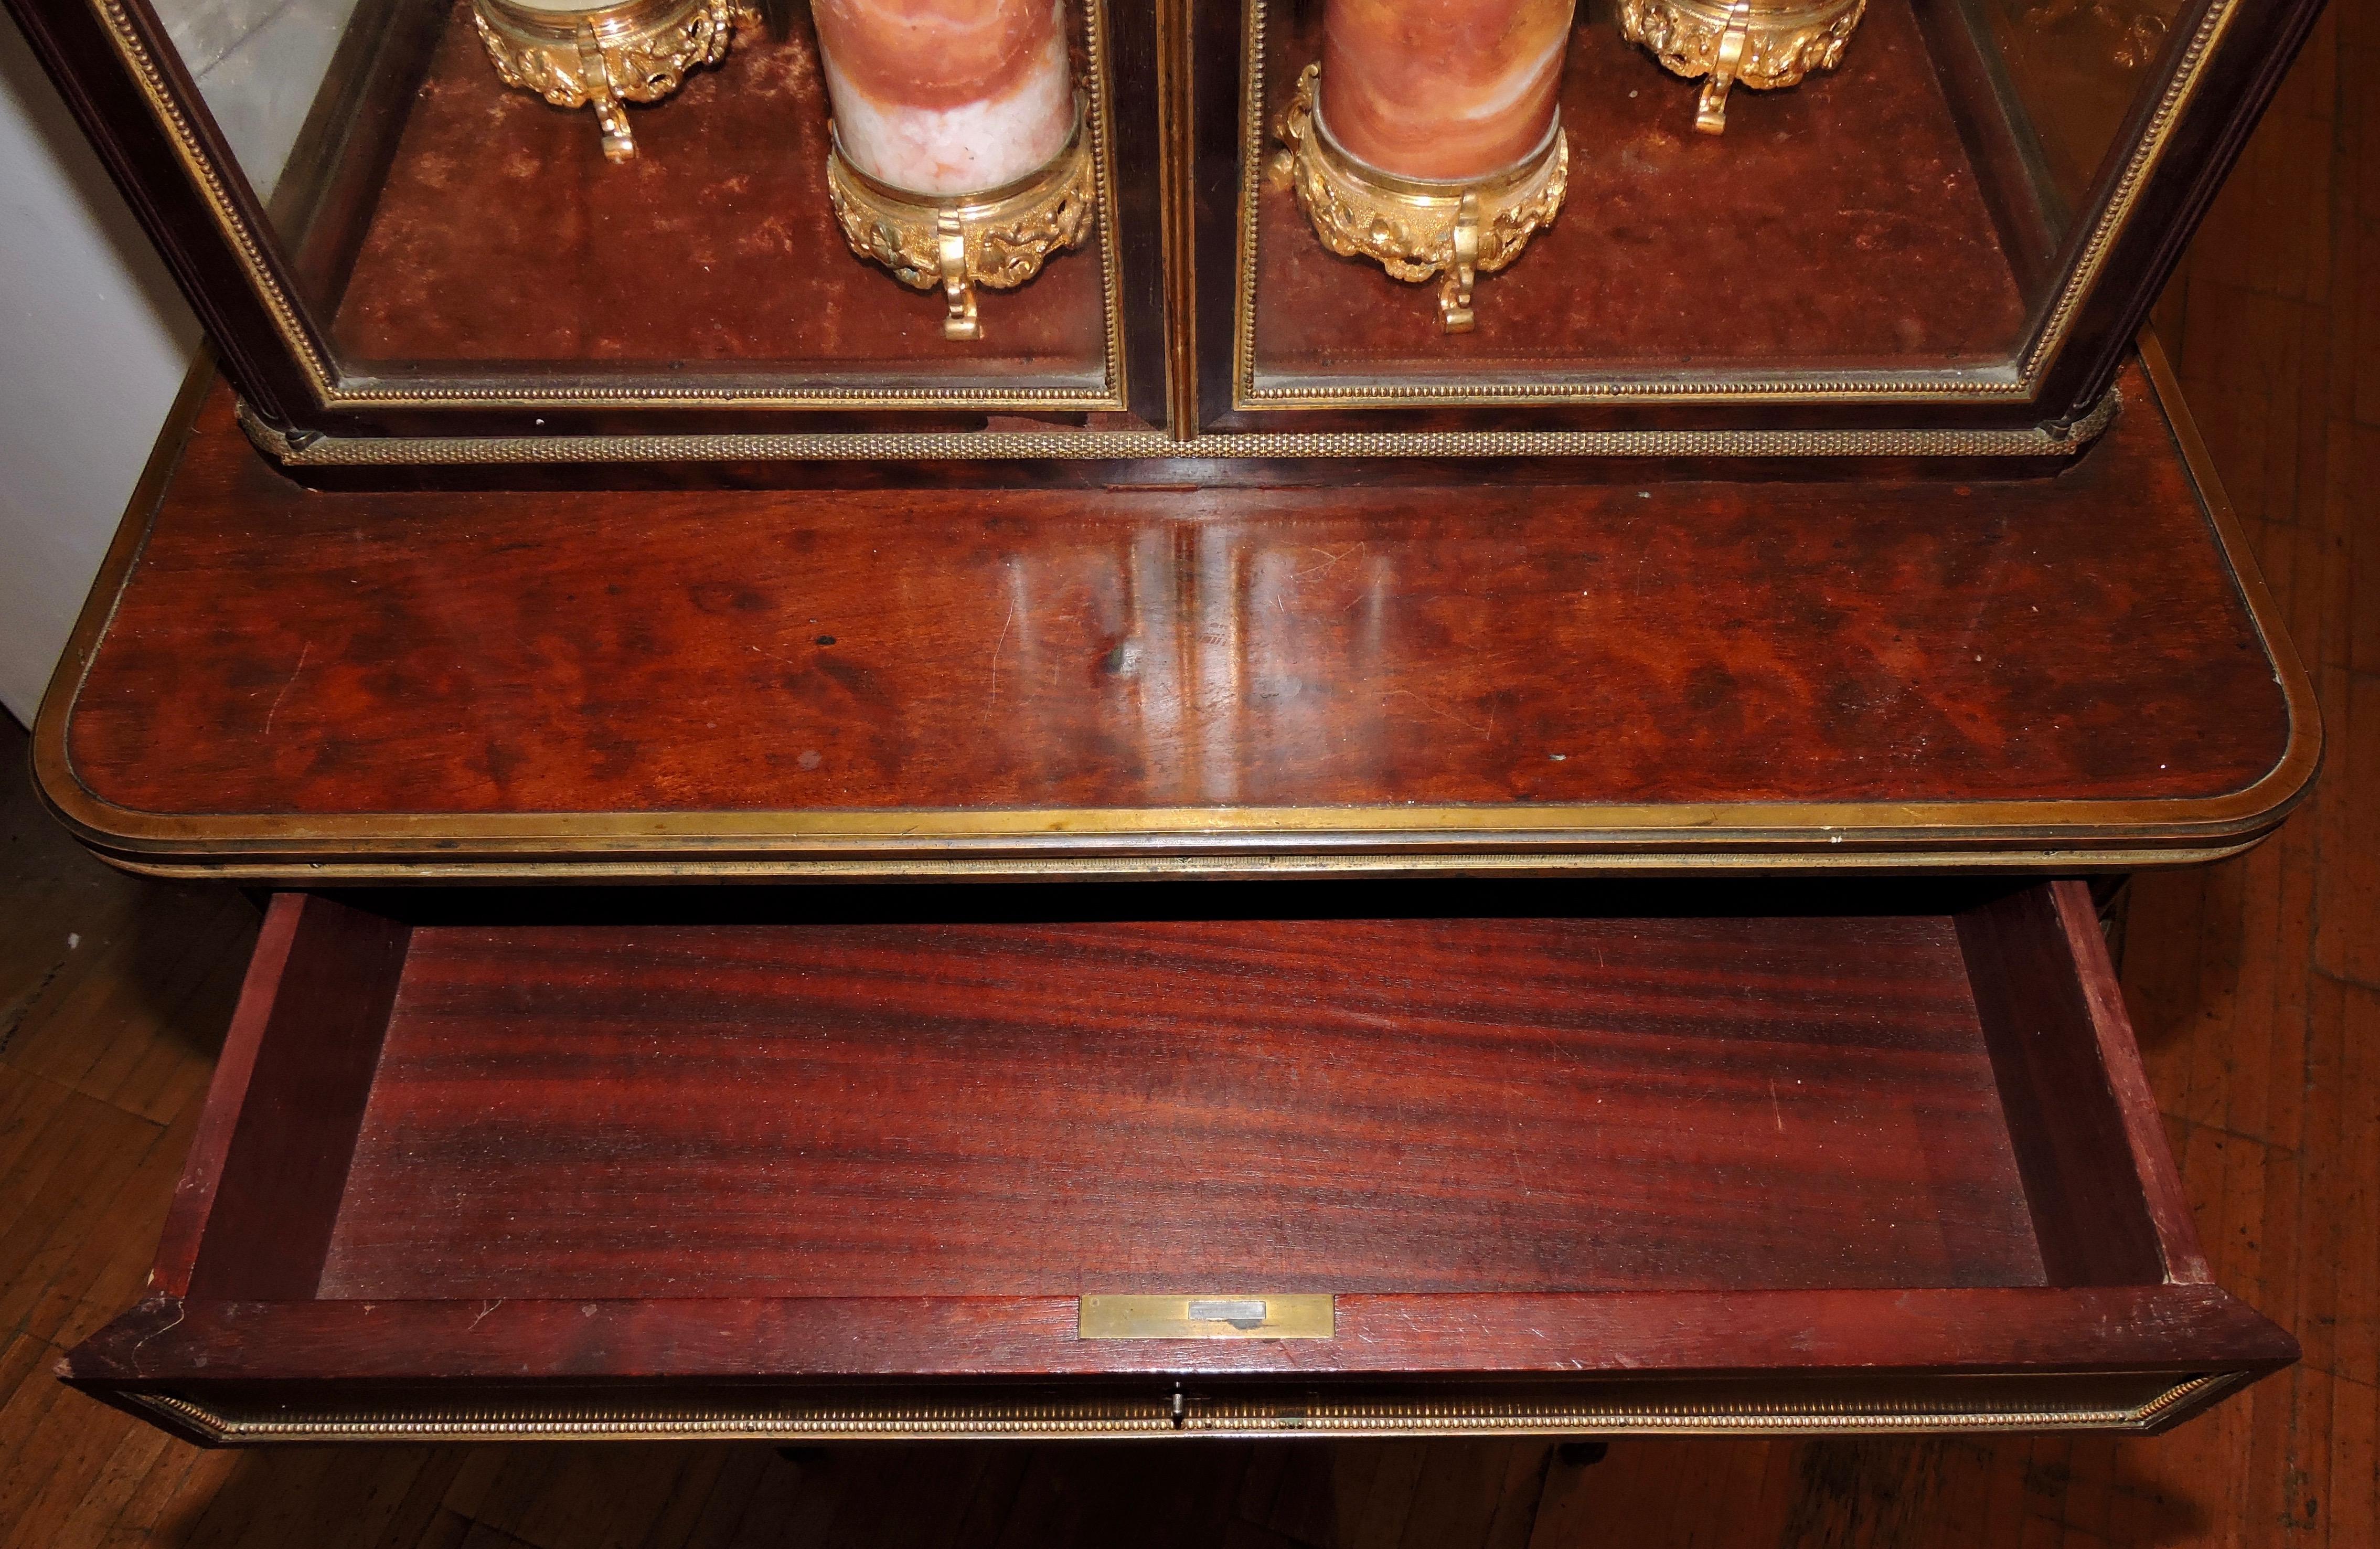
left=1078, top=1294, right=1336, bottom=1340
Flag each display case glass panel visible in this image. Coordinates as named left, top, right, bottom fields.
left=6, top=0, right=2320, bottom=450
left=48, top=0, right=1140, bottom=419
left=1219, top=0, right=2298, bottom=417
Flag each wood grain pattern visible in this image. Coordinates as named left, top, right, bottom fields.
left=180, top=896, right=408, bottom=1302
left=314, top=910, right=2035, bottom=1301
left=1958, top=882, right=2168, bottom=1287
left=46, top=359, right=2298, bottom=864
left=65, top=1282, right=2290, bottom=1387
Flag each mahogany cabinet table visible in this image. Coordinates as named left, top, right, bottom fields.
left=30, top=345, right=2317, bottom=1444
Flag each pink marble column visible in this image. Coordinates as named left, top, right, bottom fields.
left=1319, top=0, right=1575, bottom=182
left=812, top=0, right=1074, bottom=196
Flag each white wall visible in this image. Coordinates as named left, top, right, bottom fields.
left=0, top=10, right=202, bottom=729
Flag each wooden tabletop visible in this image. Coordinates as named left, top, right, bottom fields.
left=33, top=352, right=2315, bottom=880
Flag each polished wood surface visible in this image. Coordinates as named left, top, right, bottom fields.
left=38, top=356, right=2310, bottom=876
left=2, top=643, right=2370, bottom=1539
left=317, top=905, right=2036, bottom=1301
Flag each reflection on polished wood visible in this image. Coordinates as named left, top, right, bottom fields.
left=42, top=358, right=2302, bottom=876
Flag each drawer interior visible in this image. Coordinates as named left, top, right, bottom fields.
left=322, top=907, right=2035, bottom=1300
left=71, top=878, right=2293, bottom=1441
left=191, top=880, right=2159, bottom=1304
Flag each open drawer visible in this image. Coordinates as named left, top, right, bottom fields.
left=64, top=879, right=2293, bottom=1443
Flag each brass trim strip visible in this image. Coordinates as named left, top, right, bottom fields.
left=33, top=357, right=2318, bottom=882
left=238, top=385, right=2118, bottom=463
left=1183, top=1373, right=2242, bottom=1436
left=130, top=1372, right=2239, bottom=1444
left=1155, top=0, right=1199, bottom=436
left=87, top=0, right=338, bottom=392
left=81, top=0, right=1130, bottom=415
left=58, top=843, right=2306, bottom=884
left=1228, top=0, right=2243, bottom=410
left=1080, top=1294, right=1336, bottom=1340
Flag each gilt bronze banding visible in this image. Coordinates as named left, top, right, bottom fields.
left=1273, top=63, right=1567, bottom=333
left=827, top=99, right=1098, bottom=342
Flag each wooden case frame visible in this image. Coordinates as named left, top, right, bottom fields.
left=1, top=0, right=1169, bottom=444
left=0, top=0, right=2329, bottom=461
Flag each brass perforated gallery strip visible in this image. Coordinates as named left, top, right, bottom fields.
left=126, top=1373, right=2241, bottom=1444
left=238, top=385, right=2119, bottom=463
left=1228, top=0, right=2247, bottom=410
left=79, top=0, right=1131, bottom=414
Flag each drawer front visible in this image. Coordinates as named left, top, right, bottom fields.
left=66, top=880, right=2295, bottom=1442
left=114, top=1370, right=2251, bottom=1446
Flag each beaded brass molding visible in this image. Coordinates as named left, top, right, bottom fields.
left=1273, top=64, right=1568, bottom=333
left=129, top=1372, right=2240, bottom=1444
left=471, top=0, right=739, bottom=161
left=828, top=103, right=1097, bottom=342
left=235, top=381, right=2119, bottom=463
left=1617, top=0, right=1867, bottom=134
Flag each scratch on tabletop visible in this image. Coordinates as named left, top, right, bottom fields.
left=263, top=642, right=312, bottom=736
left=129, top=1301, right=188, bottom=1358
left=988, top=599, right=1017, bottom=702
left=469, top=1299, right=505, bottom=1330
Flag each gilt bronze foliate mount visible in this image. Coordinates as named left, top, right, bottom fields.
left=1618, top=0, right=1869, bottom=133
left=1273, top=64, right=1569, bottom=334
left=826, top=98, right=1097, bottom=342
left=471, top=0, right=750, bottom=161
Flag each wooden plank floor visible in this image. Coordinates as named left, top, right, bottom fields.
left=4, top=13, right=2376, bottom=1537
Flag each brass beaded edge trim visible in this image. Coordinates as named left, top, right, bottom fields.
left=81, top=0, right=1129, bottom=414
left=241, top=383, right=2118, bottom=463
left=133, top=1373, right=2236, bottom=1443
left=86, top=0, right=339, bottom=396
left=2013, top=0, right=2240, bottom=386
left=1227, top=0, right=2244, bottom=409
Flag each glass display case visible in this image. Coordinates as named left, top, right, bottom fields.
left=5, top=0, right=2323, bottom=459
